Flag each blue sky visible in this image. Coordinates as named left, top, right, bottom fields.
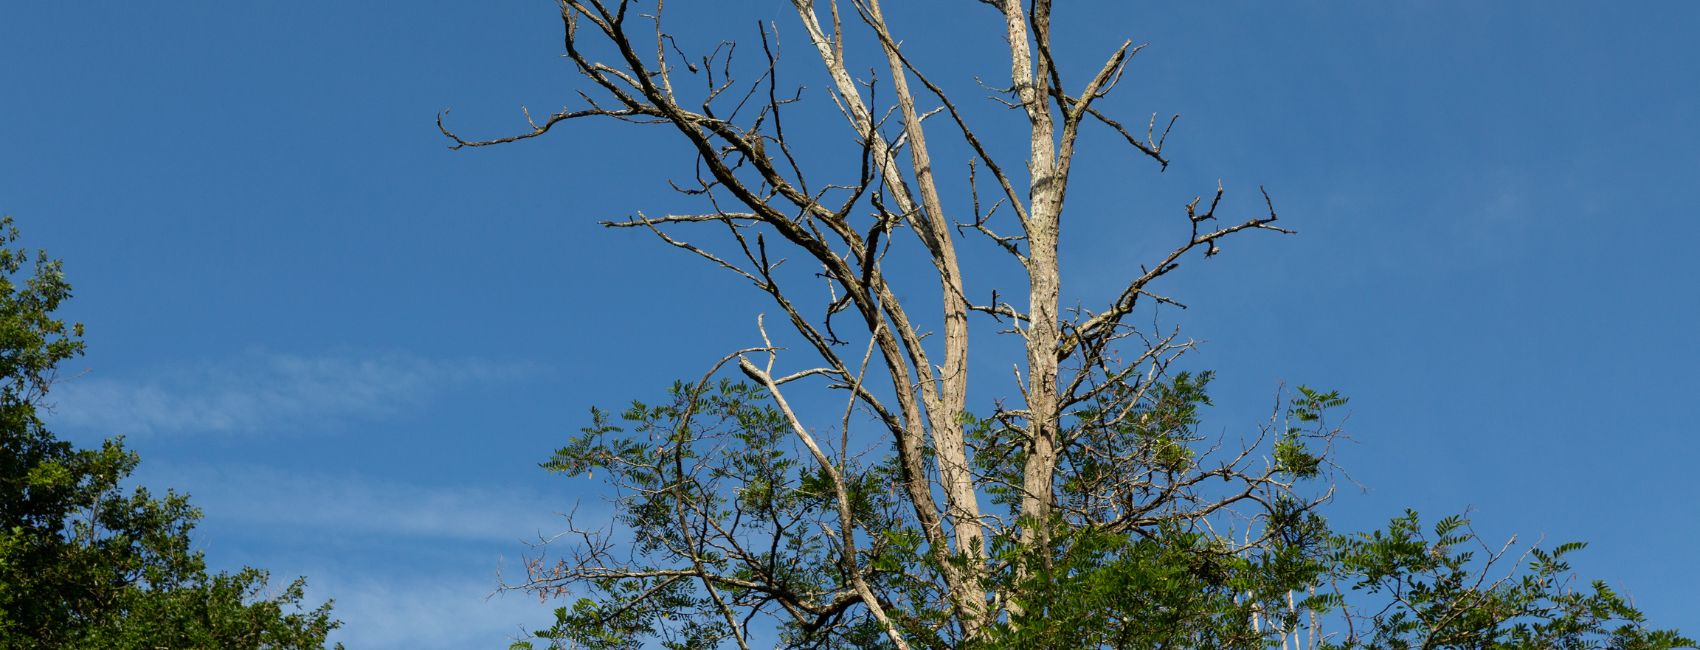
left=4, top=2, right=1697, bottom=646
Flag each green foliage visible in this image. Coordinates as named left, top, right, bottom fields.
left=1274, top=386, right=1342, bottom=480
left=1322, top=511, right=1694, bottom=649
left=0, top=217, right=340, bottom=649
left=522, top=370, right=1692, bottom=649
left=972, top=523, right=1323, bottom=650
left=522, top=379, right=920, bottom=649
left=958, top=374, right=1342, bottom=649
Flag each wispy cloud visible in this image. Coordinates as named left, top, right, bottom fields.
left=152, top=462, right=574, bottom=544
left=310, top=574, right=557, bottom=650
left=45, top=350, right=536, bottom=436
left=159, top=465, right=585, bottom=648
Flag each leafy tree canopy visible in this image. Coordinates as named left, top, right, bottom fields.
left=0, top=216, right=341, bottom=649
left=434, top=3, right=1694, bottom=648
left=515, top=378, right=1692, bottom=649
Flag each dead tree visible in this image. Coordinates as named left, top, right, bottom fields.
left=443, top=2, right=1333, bottom=648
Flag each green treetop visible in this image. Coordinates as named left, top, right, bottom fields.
left=0, top=216, right=341, bottom=649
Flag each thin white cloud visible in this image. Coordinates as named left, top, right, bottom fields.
left=310, top=573, right=558, bottom=650
left=135, top=464, right=594, bottom=648
left=44, top=350, right=536, bottom=436
left=168, top=466, right=586, bottom=648
left=153, top=462, right=574, bottom=544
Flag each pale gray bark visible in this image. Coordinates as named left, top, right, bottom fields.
left=444, top=1, right=1303, bottom=644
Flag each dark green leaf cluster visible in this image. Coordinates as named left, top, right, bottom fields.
left=520, top=379, right=924, bottom=649
left=1274, top=386, right=1343, bottom=480
left=1321, top=511, right=1694, bottom=649
left=956, top=372, right=1343, bottom=648
left=974, top=521, right=1329, bottom=650
left=0, top=218, right=340, bottom=649
left=520, top=367, right=1691, bottom=649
